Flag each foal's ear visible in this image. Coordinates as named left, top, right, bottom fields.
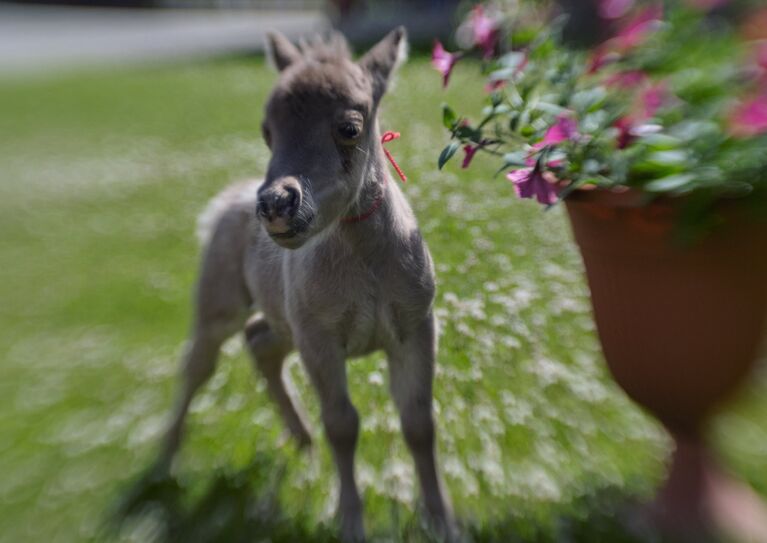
left=359, top=26, right=409, bottom=102
left=265, top=31, right=302, bottom=72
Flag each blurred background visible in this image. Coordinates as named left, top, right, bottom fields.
left=1, top=1, right=766, bottom=542
left=0, top=0, right=461, bottom=75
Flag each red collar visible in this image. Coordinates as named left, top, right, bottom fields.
left=341, top=131, right=407, bottom=224
left=340, top=189, right=385, bottom=224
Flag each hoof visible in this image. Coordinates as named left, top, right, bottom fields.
left=339, top=520, right=366, bottom=543
left=276, top=428, right=313, bottom=451
left=148, top=454, right=174, bottom=482
left=338, top=504, right=365, bottom=543
left=426, top=511, right=461, bottom=543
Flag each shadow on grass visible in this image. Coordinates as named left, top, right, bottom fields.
left=109, top=455, right=338, bottom=543
left=109, top=454, right=663, bottom=543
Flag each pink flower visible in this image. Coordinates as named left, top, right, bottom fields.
left=641, top=81, right=668, bottom=118
left=605, top=69, right=648, bottom=89
left=615, top=116, right=636, bottom=149
left=612, top=80, right=668, bottom=148
left=756, top=42, right=767, bottom=72
left=753, top=43, right=767, bottom=85
left=485, top=79, right=507, bottom=93
left=507, top=166, right=558, bottom=205
left=588, top=4, right=662, bottom=75
left=463, top=138, right=494, bottom=168
left=462, top=144, right=481, bottom=168
left=587, top=46, right=618, bottom=74
left=432, top=41, right=459, bottom=88
left=534, top=114, right=579, bottom=150
left=599, top=0, right=635, bottom=20
left=613, top=117, right=662, bottom=149
left=471, top=5, right=498, bottom=59
left=614, top=4, right=664, bottom=51
left=728, top=95, right=767, bottom=138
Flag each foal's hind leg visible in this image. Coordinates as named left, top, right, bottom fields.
left=154, top=231, right=250, bottom=475
left=245, top=315, right=312, bottom=448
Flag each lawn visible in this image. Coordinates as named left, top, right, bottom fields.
left=1, top=55, right=765, bottom=543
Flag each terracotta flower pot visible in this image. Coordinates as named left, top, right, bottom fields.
left=564, top=188, right=767, bottom=541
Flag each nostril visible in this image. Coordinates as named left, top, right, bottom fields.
left=278, top=186, right=300, bottom=217
left=286, top=186, right=299, bottom=208
left=256, top=199, right=270, bottom=219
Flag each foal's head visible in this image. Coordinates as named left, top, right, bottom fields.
left=256, top=28, right=407, bottom=249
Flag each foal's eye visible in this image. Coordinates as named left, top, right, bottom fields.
left=335, top=110, right=364, bottom=145
left=338, top=122, right=361, bottom=141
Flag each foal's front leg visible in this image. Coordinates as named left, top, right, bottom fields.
left=386, top=313, right=456, bottom=540
left=297, top=330, right=364, bottom=542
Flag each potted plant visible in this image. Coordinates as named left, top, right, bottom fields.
left=434, top=0, right=767, bottom=540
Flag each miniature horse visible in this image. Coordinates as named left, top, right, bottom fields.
left=156, top=28, right=455, bottom=542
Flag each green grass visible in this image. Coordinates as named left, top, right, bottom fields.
left=0, top=56, right=765, bottom=543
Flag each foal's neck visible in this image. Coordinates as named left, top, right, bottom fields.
left=337, top=132, right=404, bottom=248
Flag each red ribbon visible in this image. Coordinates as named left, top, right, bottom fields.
left=340, top=130, right=407, bottom=224
left=381, top=131, right=407, bottom=183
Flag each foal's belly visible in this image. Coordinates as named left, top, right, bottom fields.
left=295, top=278, right=386, bottom=358
left=340, top=299, right=382, bottom=358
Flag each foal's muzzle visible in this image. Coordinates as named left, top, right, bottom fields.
left=257, top=176, right=301, bottom=227
left=256, top=176, right=312, bottom=245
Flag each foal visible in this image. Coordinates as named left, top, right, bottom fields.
left=156, top=28, right=454, bottom=541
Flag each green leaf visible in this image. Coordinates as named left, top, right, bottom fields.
left=442, top=104, right=457, bottom=130
left=581, top=111, right=609, bottom=133
left=438, top=141, right=461, bottom=170
left=499, top=51, right=527, bottom=70
left=514, top=26, right=539, bottom=47
left=640, top=134, right=682, bottom=150
left=644, top=174, right=696, bottom=193
left=548, top=150, right=567, bottom=165
left=482, top=104, right=511, bottom=117
left=583, top=159, right=602, bottom=175
left=455, top=124, right=482, bottom=142
left=508, top=87, right=524, bottom=108
left=534, top=101, right=569, bottom=116
left=555, top=179, right=588, bottom=202
left=494, top=151, right=529, bottom=176
left=669, top=120, right=719, bottom=141
left=648, top=150, right=688, bottom=166
left=570, top=88, right=607, bottom=113
left=518, top=108, right=531, bottom=131
left=489, top=67, right=516, bottom=82
left=503, top=151, right=529, bottom=167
